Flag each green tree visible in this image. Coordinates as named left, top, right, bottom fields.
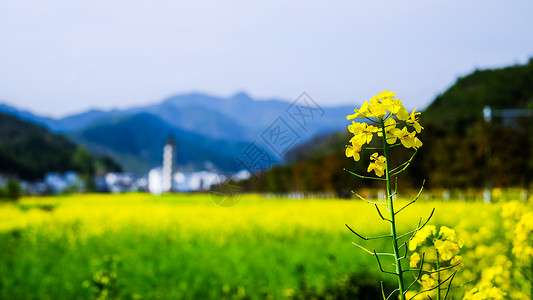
left=72, top=147, right=96, bottom=192
left=0, top=178, right=22, bottom=201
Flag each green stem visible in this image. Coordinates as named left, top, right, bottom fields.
left=528, top=231, right=533, bottom=299
left=436, top=250, right=441, bottom=300
left=380, top=119, right=406, bottom=300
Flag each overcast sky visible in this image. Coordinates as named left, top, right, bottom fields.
left=1, top=0, right=532, bottom=118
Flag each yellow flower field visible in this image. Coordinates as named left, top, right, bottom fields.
left=0, top=193, right=531, bottom=299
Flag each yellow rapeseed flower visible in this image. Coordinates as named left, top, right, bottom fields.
left=379, top=90, right=396, bottom=99
left=406, top=108, right=424, bottom=133
left=439, top=226, right=457, bottom=241
left=434, top=240, right=460, bottom=261
left=346, top=101, right=371, bottom=119
left=450, top=255, right=463, bottom=269
left=420, top=274, right=436, bottom=290
left=367, top=152, right=387, bottom=177
left=345, top=144, right=362, bottom=161
left=368, top=96, right=387, bottom=119
left=346, top=91, right=423, bottom=153
left=399, top=130, right=422, bottom=149
left=349, top=125, right=378, bottom=145
left=410, top=252, right=421, bottom=268
left=513, top=211, right=533, bottom=262
left=396, top=105, right=410, bottom=121
left=378, top=118, right=408, bottom=144
left=347, top=122, right=367, bottom=134
left=463, top=282, right=506, bottom=300
left=409, top=225, right=437, bottom=251
left=382, top=98, right=403, bottom=115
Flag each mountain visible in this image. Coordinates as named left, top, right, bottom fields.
left=70, top=112, right=266, bottom=173
left=54, top=109, right=116, bottom=132
left=284, top=131, right=351, bottom=163
left=142, top=98, right=249, bottom=141
left=0, top=104, right=120, bottom=132
left=0, top=113, right=113, bottom=180
left=0, top=92, right=356, bottom=174
left=251, top=59, right=533, bottom=193
left=424, top=58, right=533, bottom=135
left=12, top=91, right=354, bottom=141
left=158, top=92, right=353, bottom=140
left=0, top=103, right=62, bottom=130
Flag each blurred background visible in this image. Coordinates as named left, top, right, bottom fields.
left=0, top=0, right=532, bottom=197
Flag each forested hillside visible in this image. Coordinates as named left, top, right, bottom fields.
left=424, top=58, right=533, bottom=135
left=248, top=59, right=533, bottom=194
left=0, top=113, right=120, bottom=181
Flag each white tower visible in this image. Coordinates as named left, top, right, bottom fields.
left=162, top=136, right=176, bottom=193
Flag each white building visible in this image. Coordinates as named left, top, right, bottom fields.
left=174, top=171, right=221, bottom=192
left=148, top=136, right=177, bottom=194
left=45, top=171, right=79, bottom=193
left=104, top=173, right=144, bottom=193
left=146, top=136, right=253, bottom=194
left=148, top=167, right=164, bottom=194
left=162, top=136, right=176, bottom=193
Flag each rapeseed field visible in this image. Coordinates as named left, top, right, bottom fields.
left=0, top=193, right=530, bottom=299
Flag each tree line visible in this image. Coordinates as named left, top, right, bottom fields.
left=241, top=119, right=532, bottom=196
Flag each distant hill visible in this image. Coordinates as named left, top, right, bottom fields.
left=0, top=104, right=62, bottom=130
left=0, top=104, right=129, bottom=133
left=286, top=58, right=533, bottom=162
left=155, top=92, right=353, bottom=140
left=70, top=112, right=266, bottom=174
left=141, top=97, right=249, bottom=141
left=0, top=92, right=354, bottom=173
left=54, top=109, right=115, bottom=132
left=1, top=92, right=354, bottom=138
left=0, top=113, right=118, bottom=180
left=424, top=58, right=533, bottom=135
left=252, top=59, right=533, bottom=193
left=284, top=131, right=351, bottom=162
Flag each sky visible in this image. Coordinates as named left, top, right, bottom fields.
left=1, top=0, right=533, bottom=118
